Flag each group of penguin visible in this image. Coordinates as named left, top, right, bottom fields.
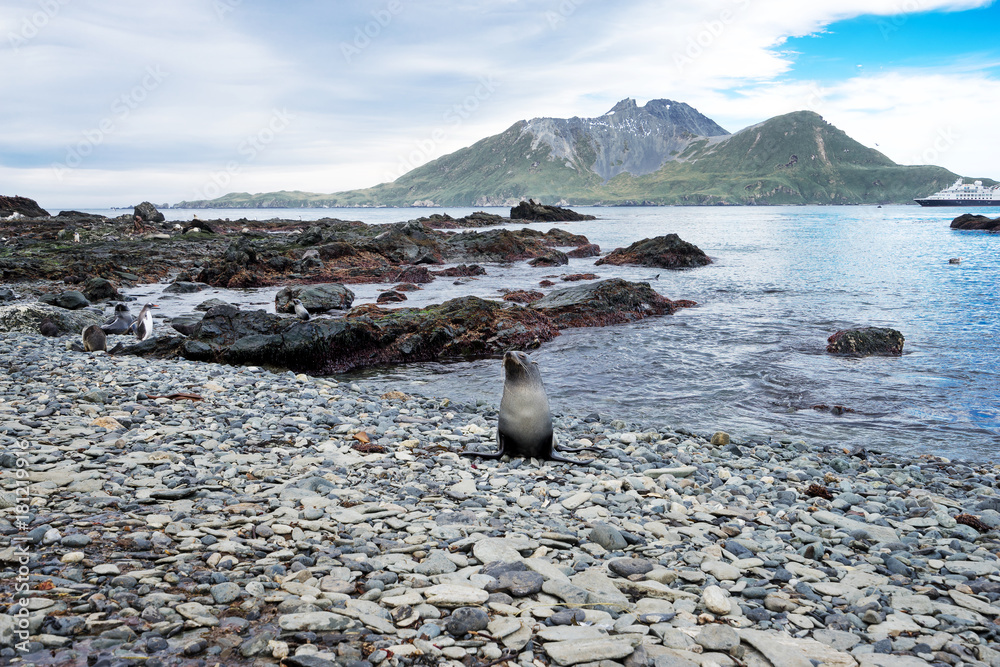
left=78, top=302, right=157, bottom=353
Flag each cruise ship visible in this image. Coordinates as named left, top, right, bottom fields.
left=915, top=178, right=1000, bottom=206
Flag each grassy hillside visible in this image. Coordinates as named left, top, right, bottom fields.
left=174, top=111, right=981, bottom=208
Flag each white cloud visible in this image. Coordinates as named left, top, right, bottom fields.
left=0, top=0, right=997, bottom=207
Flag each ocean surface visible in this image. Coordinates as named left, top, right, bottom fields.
left=93, top=205, right=1000, bottom=461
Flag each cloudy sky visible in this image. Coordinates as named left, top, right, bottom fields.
left=2, top=0, right=999, bottom=208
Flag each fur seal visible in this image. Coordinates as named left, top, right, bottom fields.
left=81, top=324, right=107, bottom=352
left=131, top=303, right=158, bottom=341
left=461, top=351, right=595, bottom=464
left=39, top=319, right=59, bottom=337
left=101, top=303, right=135, bottom=335
left=292, top=298, right=311, bottom=321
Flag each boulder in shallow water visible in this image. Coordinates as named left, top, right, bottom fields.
left=510, top=199, right=596, bottom=222
left=531, top=278, right=696, bottom=329
left=596, top=234, right=711, bottom=269
left=826, top=327, right=904, bottom=357
left=275, top=283, right=355, bottom=314
left=164, top=281, right=210, bottom=294
left=951, top=213, right=1000, bottom=231
left=82, top=277, right=121, bottom=302
left=376, top=290, right=407, bottom=304
left=0, top=303, right=101, bottom=335
left=567, top=243, right=601, bottom=258
left=528, top=250, right=568, bottom=267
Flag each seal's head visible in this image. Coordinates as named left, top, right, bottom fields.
left=502, top=350, right=536, bottom=383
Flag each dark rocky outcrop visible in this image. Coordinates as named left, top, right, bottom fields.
left=567, top=243, right=601, bottom=258
left=510, top=200, right=596, bottom=222
left=443, top=229, right=559, bottom=263
left=359, top=220, right=443, bottom=265
left=531, top=278, right=696, bottom=329
left=528, top=250, right=569, bottom=267
left=39, top=290, right=90, bottom=310
left=195, top=239, right=266, bottom=288
left=376, top=290, right=407, bottom=304
left=0, top=195, right=49, bottom=218
left=275, top=284, right=355, bottom=314
left=122, top=278, right=697, bottom=373
left=595, top=234, right=711, bottom=269
left=169, top=313, right=203, bottom=336
left=0, top=303, right=101, bottom=334
left=164, top=281, right=210, bottom=294
left=951, top=213, right=1000, bottom=231
left=826, top=327, right=904, bottom=356
left=0, top=287, right=15, bottom=302
left=432, top=264, right=487, bottom=278
left=134, top=201, right=165, bottom=223
left=125, top=299, right=558, bottom=374
left=418, top=211, right=505, bottom=228
left=82, top=277, right=121, bottom=302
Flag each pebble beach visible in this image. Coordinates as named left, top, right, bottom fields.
left=3, top=334, right=1000, bottom=667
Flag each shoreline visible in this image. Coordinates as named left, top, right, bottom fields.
left=3, top=333, right=1000, bottom=666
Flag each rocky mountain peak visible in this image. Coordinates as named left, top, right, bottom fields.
left=522, top=97, right=731, bottom=181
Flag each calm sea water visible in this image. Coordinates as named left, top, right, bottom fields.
left=105, top=205, right=1000, bottom=461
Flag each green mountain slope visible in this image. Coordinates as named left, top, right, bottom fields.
left=174, top=108, right=988, bottom=208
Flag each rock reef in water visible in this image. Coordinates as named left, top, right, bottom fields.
left=826, top=327, right=904, bottom=356
left=595, top=233, right=711, bottom=269
left=531, top=278, right=696, bottom=328
left=510, top=199, right=597, bottom=222
left=122, top=279, right=690, bottom=373
left=274, top=283, right=355, bottom=314
left=127, top=299, right=558, bottom=374
left=951, top=213, right=1000, bottom=231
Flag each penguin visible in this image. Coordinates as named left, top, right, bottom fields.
left=81, top=325, right=107, bottom=352
left=292, top=298, right=310, bottom=321
left=131, top=303, right=159, bottom=341
left=101, top=303, right=135, bottom=335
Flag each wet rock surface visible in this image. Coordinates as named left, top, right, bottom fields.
left=827, top=327, right=905, bottom=357
left=275, top=284, right=355, bottom=314
left=123, top=298, right=560, bottom=374
left=531, top=278, right=696, bottom=329
left=118, top=279, right=689, bottom=374
left=951, top=213, right=1000, bottom=231
left=3, top=335, right=1000, bottom=667
left=595, top=234, right=712, bottom=270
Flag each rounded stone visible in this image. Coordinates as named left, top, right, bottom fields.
left=702, top=585, right=732, bottom=615
left=446, top=607, right=489, bottom=636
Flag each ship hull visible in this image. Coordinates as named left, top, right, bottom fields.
left=914, top=199, right=1000, bottom=207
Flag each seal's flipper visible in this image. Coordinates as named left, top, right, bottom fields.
left=554, top=444, right=603, bottom=453
left=547, top=450, right=591, bottom=465
left=459, top=432, right=508, bottom=459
